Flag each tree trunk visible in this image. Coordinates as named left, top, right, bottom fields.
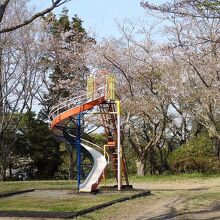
left=0, top=41, right=3, bottom=181
left=0, top=136, right=6, bottom=181
left=9, top=162, right=12, bottom=179
left=213, top=137, right=220, bottom=158
left=0, top=158, right=3, bottom=181
left=136, top=159, right=146, bottom=176
left=148, top=148, right=157, bottom=175
left=2, top=164, right=6, bottom=180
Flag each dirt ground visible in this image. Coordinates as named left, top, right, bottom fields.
left=1, top=177, right=220, bottom=220
left=104, top=178, right=220, bottom=220
left=81, top=178, right=220, bottom=220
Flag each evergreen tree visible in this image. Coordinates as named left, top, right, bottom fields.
left=40, top=9, right=95, bottom=179
left=12, top=111, right=61, bottom=180
left=40, top=9, right=94, bottom=119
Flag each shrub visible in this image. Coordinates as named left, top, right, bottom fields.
left=171, top=157, right=219, bottom=173
left=168, top=133, right=220, bottom=173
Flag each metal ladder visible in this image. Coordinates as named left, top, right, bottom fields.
left=99, top=102, right=129, bottom=186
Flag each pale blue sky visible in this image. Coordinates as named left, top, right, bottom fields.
left=31, top=0, right=166, bottom=39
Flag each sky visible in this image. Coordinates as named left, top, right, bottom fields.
left=31, top=0, right=166, bottom=40
left=29, top=0, right=166, bottom=115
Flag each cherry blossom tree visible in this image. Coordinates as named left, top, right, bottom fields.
left=90, top=29, right=171, bottom=175
left=141, top=0, right=220, bottom=19
left=0, top=0, right=61, bottom=180
left=0, top=0, right=70, bottom=33
left=142, top=0, right=220, bottom=157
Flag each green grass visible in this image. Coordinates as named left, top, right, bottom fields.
left=180, top=189, right=220, bottom=213
left=128, top=173, right=220, bottom=182
left=0, top=179, right=140, bottom=212
left=0, top=180, right=74, bottom=193
left=0, top=173, right=220, bottom=193
left=192, top=191, right=220, bottom=201
left=0, top=175, right=219, bottom=217
left=0, top=191, right=137, bottom=212
left=78, top=191, right=172, bottom=220
left=1, top=173, right=219, bottom=193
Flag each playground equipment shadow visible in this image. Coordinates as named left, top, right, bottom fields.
left=0, top=187, right=150, bottom=219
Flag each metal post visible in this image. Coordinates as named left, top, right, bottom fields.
left=116, top=101, right=122, bottom=190
left=76, top=114, right=81, bottom=191
left=103, top=145, right=107, bottom=187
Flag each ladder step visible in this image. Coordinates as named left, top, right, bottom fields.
left=107, top=141, right=116, bottom=146
left=101, top=105, right=110, bottom=107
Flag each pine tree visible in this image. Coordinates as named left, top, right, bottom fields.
left=40, top=9, right=94, bottom=119
left=40, top=9, right=95, bottom=179
left=14, top=111, right=61, bottom=180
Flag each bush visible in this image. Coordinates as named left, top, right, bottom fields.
left=171, top=157, right=219, bottom=173
left=168, top=133, right=220, bottom=173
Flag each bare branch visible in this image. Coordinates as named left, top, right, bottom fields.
left=0, top=0, right=70, bottom=33
left=141, top=1, right=220, bottom=19
left=0, top=0, right=10, bottom=23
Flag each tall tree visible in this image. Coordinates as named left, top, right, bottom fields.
left=0, top=0, right=70, bottom=180
left=141, top=0, right=220, bottom=19
left=40, top=9, right=95, bottom=179
left=13, top=111, right=61, bottom=180
left=0, top=0, right=70, bottom=33
left=91, top=34, right=171, bottom=175
left=141, top=0, right=220, bottom=158
left=40, top=10, right=94, bottom=117
left=0, top=1, right=53, bottom=180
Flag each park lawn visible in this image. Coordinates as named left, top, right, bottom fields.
left=0, top=174, right=219, bottom=217
left=128, top=173, right=220, bottom=182
left=182, top=188, right=220, bottom=211
left=78, top=191, right=174, bottom=220
left=0, top=180, right=74, bottom=193
left=0, top=190, right=138, bottom=212
left=79, top=176, right=220, bottom=220
left=78, top=190, right=220, bottom=220
left=1, top=173, right=220, bottom=193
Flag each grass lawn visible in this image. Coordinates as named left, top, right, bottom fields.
left=1, top=173, right=219, bottom=194
left=0, top=190, right=136, bottom=212
left=128, top=173, right=220, bottom=182
left=0, top=174, right=219, bottom=219
left=0, top=178, right=143, bottom=213
left=78, top=174, right=220, bottom=220
left=0, top=180, right=74, bottom=193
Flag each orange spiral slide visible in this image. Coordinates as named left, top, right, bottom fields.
left=49, top=85, right=108, bottom=192
left=49, top=72, right=129, bottom=192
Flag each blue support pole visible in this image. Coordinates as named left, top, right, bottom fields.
left=76, top=113, right=81, bottom=190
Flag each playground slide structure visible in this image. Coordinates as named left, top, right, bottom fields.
left=49, top=71, right=129, bottom=192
